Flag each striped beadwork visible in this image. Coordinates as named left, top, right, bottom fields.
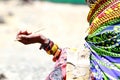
left=88, top=1, right=120, bottom=34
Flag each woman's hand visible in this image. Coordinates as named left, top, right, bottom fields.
left=16, top=30, right=49, bottom=45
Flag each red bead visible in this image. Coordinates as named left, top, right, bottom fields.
left=111, top=4, right=117, bottom=9
left=52, top=57, right=57, bottom=62
left=98, top=13, right=105, bottom=18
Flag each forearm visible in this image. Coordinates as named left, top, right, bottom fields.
left=40, top=39, right=62, bottom=62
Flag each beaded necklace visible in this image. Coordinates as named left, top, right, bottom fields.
left=88, top=0, right=120, bottom=35
left=87, top=0, right=108, bottom=22
left=89, top=0, right=117, bottom=24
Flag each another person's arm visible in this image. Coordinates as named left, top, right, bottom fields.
left=16, top=30, right=66, bottom=80
left=16, top=30, right=61, bottom=62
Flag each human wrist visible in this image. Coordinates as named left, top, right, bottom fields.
left=39, top=39, right=59, bottom=55
left=37, top=35, right=48, bottom=44
left=39, top=39, right=50, bottom=50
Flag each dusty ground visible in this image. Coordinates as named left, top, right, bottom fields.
left=0, top=1, right=89, bottom=80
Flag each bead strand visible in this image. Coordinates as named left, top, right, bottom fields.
left=87, top=0, right=110, bottom=22
left=89, top=0, right=116, bottom=24
left=40, top=39, right=60, bottom=55
left=89, top=1, right=120, bottom=34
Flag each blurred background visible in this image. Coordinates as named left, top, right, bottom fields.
left=0, top=0, right=89, bottom=80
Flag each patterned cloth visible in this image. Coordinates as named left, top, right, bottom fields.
left=85, top=0, right=120, bottom=79
left=46, top=49, right=67, bottom=80
left=85, top=23, right=120, bottom=80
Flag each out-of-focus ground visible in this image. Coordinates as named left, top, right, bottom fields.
left=0, top=1, right=89, bottom=80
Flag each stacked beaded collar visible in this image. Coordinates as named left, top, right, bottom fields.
left=87, top=0, right=120, bottom=35
left=86, top=0, right=98, bottom=8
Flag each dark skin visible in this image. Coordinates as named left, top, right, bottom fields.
left=16, top=30, right=49, bottom=45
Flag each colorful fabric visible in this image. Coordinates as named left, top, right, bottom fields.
left=46, top=48, right=67, bottom=80
left=86, top=23, right=120, bottom=80
left=86, top=0, right=120, bottom=79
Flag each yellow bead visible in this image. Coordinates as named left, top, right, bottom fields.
left=108, top=8, right=113, bottom=13
left=114, top=8, right=118, bottom=10
left=47, top=44, right=58, bottom=55
left=51, top=44, right=58, bottom=54
left=105, top=10, right=110, bottom=14
left=118, top=3, right=120, bottom=7
left=93, top=17, right=99, bottom=23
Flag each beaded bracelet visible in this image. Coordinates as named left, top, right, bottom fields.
left=52, top=49, right=62, bottom=62
left=40, top=39, right=60, bottom=55
left=47, top=44, right=58, bottom=55
left=44, top=41, right=54, bottom=51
